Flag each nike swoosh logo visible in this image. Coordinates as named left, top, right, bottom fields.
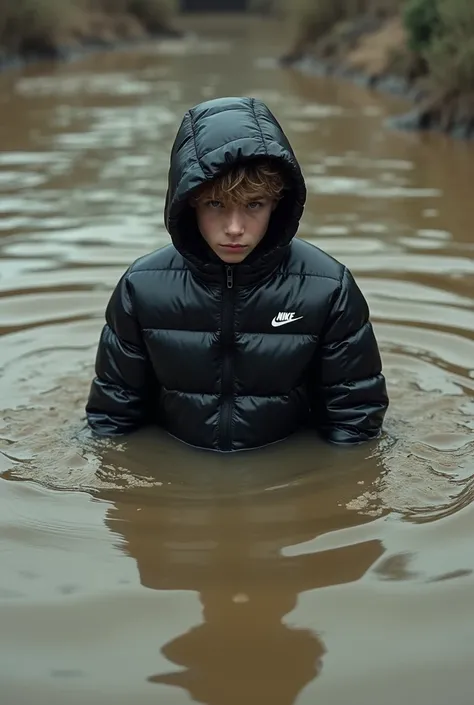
left=271, top=316, right=304, bottom=327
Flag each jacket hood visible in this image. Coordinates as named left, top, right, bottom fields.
left=164, top=97, right=307, bottom=276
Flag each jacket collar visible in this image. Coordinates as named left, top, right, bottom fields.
left=183, top=242, right=289, bottom=287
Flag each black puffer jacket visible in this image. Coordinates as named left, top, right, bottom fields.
left=86, top=97, right=388, bottom=451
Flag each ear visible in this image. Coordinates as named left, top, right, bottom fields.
left=271, top=199, right=279, bottom=211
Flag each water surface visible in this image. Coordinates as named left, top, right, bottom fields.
left=1, top=14, right=474, bottom=705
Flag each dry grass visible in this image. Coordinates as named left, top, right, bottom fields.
left=127, top=0, right=175, bottom=31
left=426, top=0, right=474, bottom=91
left=402, top=0, right=474, bottom=91
left=0, top=0, right=176, bottom=58
left=81, top=0, right=176, bottom=31
left=0, top=0, right=75, bottom=54
left=284, top=0, right=474, bottom=94
left=281, top=0, right=404, bottom=58
left=347, top=16, right=407, bottom=74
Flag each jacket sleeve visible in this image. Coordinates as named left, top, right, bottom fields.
left=86, top=271, right=154, bottom=436
left=310, top=267, right=389, bottom=444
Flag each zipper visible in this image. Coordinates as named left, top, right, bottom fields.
left=226, top=265, right=233, bottom=289
left=219, top=265, right=234, bottom=451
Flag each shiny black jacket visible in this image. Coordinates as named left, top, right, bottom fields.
left=86, top=97, right=388, bottom=451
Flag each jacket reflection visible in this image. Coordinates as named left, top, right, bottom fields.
left=95, top=432, right=384, bottom=705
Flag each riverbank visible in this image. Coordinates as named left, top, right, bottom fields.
left=0, top=1, right=181, bottom=72
left=281, top=2, right=474, bottom=141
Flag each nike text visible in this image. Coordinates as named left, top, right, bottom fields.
left=271, top=312, right=304, bottom=327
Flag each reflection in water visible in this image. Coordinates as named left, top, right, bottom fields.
left=95, top=432, right=384, bottom=704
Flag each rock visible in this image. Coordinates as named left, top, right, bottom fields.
left=450, top=122, right=473, bottom=141
left=352, top=71, right=373, bottom=88
left=375, top=74, right=410, bottom=96
left=386, top=109, right=424, bottom=132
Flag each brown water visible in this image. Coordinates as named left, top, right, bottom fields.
left=1, top=14, right=474, bottom=705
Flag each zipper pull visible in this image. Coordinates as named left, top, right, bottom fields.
left=226, top=266, right=233, bottom=289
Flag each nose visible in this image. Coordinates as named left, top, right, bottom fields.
left=224, top=207, right=245, bottom=237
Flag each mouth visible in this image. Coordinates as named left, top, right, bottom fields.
left=219, top=244, right=248, bottom=250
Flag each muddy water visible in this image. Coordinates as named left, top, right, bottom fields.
left=1, top=13, right=474, bottom=705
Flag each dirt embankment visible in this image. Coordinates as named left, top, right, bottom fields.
left=281, top=4, right=474, bottom=141
left=0, top=1, right=181, bottom=70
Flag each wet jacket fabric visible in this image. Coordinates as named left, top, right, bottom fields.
left=86, top=97, right=388, bottom=451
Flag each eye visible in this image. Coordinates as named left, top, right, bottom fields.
left=206, top=200, right=223, bottom=209
left=247, top=201, right=263, bottom=210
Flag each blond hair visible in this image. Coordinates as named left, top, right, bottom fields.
left=193, top=159, right=286, bottom=205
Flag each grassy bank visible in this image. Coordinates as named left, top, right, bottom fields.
left=0, top=0, right=179, bottom=65
left=281, top=0, right=474, bottom=138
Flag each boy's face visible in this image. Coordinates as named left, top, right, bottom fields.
left=193, top=195, right=276, bottom=264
